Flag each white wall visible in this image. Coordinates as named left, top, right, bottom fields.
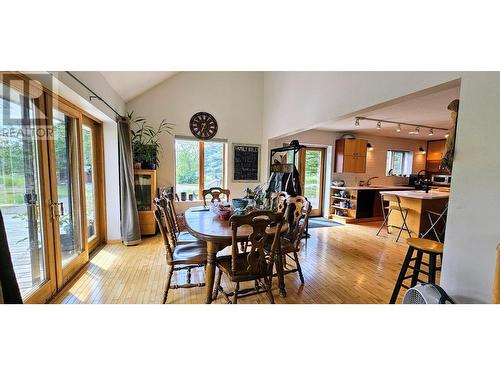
left=439, top=73, right=500, bottom=303
left=262, top=71, right=500, bottom=303
left=126, top=71, right=264, bottom=199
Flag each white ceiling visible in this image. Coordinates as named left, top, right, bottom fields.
left=101, top=71, right=177, bottom=102
left=316, top=85, right=461, bottom=140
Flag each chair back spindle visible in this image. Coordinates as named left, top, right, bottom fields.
left=153, top=205, right=174, bottom=264
left=230, top=211, right=285, bottom=277
left=202, top=187, right=230, bottom=206
left=285, top=196, right=311, bottom=247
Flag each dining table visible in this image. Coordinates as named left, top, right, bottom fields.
left=183, top=206, right=289, bottom=303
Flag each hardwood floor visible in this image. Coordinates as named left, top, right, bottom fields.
left=52, top=221, right=439, bottom=304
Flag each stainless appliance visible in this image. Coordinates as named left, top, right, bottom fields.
left=431, top=174, right=452, bottom=186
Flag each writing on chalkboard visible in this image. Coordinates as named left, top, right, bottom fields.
left=232, top=143, right=260, bottom=182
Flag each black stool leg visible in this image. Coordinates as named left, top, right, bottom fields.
left=410, top=250, right=423, bottom=287
left=428, top=253, right=437, bottom=284
left=389, top=246, right=414, bottom=304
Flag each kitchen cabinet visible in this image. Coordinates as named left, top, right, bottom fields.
left=335, top=138, right=367, bottom=173
left=329, top=185, right=413, bottom=223
left=426, top=139, right=447, bottom=173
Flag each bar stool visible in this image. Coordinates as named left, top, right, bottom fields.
left=376, top=192, right=412, bottom=242
left=389, top=238, right=443, bottom=303
left=421, top=204, right=448, bottom=243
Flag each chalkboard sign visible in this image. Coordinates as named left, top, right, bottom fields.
left=232, top=143, right=260, bottom=182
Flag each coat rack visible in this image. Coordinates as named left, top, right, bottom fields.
left=269, top=141, right=310, bottom=237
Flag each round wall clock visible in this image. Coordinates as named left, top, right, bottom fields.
left=189, top=112, right=218, bottom=140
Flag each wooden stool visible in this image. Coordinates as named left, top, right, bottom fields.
left=389, top=238, right=444, bottom=303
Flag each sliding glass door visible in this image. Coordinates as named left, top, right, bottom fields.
left=0, top=73, right=105, bottom=302
left=0, top=77, right=57, bottom=302
left=48, top=102, right=88, bottom=286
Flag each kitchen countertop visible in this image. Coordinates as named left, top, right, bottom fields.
left=380, top=189, right=450, bottom=200
left=331, top=185, right=414, bottom=191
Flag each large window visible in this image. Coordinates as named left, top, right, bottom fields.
left=175, top=138, right=226, bottom=198
left=386, top=150, right=413, bottom=176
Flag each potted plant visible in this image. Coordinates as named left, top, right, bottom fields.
left=128, top=111, right=174, bottom=170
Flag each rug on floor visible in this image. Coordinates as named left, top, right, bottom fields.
left=308, top=217, right=343, bottom=229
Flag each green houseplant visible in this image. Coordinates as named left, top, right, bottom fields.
left=128, top=111, right=174, bottom=169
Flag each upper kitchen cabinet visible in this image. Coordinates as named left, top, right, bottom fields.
left=426, top=139, right=447, bottom=174
left=335, top=138, right=367, bottom=173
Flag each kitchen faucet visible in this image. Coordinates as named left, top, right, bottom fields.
left=366, top=176, right=379, bottom=186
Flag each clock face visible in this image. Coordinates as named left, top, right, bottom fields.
left=189, top=112, right=218, bottom=140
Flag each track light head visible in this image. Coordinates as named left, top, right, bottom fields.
left=354, top=118, right=360, bottom=127
left=396, top=124, right=401, bottom=132
left=409, top=126, right=420, bottom=135
left=419, top=147, right=426, bottom=154
left=445, top=132, right=450, bottom=138
left=429, top=128, right=434, bottom=136
left=367, top=143, right=373, bottom=151
left=376, top=121, right=381, bottom=130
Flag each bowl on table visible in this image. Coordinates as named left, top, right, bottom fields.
left=232, top=198, right=249, bottom=210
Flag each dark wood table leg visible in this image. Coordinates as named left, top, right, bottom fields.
left=275, top=238, right=287, bottom=297
left=205, top=241, right=217, bottom=304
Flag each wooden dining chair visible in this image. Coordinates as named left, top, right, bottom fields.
left=202, top=187, right=230, bottom=206
left=273, top=191, right=288, bottom=213
left=154, top=199, right=207, bottom=303
left=159, top=192, right=197, bottom=243
left=278, top=196, right=311, bottom=284
left=213, top=210, right=285, bottom=304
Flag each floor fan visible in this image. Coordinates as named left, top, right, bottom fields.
left=403, top=283, right=455, bottom=304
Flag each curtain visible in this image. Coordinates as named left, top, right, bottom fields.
left=117, top=116, right=141, bottom=246
left=0, top=210, right=23, bottom=303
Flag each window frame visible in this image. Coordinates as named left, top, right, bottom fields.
left=386, top=149, right=413, bottom=176
left=175, top=137, right=227, bottom=199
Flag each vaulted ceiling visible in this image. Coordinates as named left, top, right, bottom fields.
left=101, top=71, right=177, bottom=102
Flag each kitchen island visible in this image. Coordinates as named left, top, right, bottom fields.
left=382, top=189, right=449, bottom=239
left=330, top=185, right=414, bottom=223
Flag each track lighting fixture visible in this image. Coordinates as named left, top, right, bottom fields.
left=408, top=126, right=420, bottom=135
left=419, top=147, right=426, bottom=154
left=353, top=117, right=447, bottom=135
left=367, top=143, right=373, bottom=151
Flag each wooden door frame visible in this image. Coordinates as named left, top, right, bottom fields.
left=47, top=96, right=89, bottom=289
left=0, top=73, right=58, bottom=303
left=299, top=146, right=326, bottom=217
left=82, top=115, right=106, bottom=252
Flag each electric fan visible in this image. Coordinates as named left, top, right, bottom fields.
left=403, top=283, right=455, bottom=304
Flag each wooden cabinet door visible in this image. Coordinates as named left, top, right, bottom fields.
left=335, top=139, right=368, bottom=173
left=343, top=139, right=357, bottom=155
left=427, top=140, right=446, bottom=161
left=353, top=155, right=367, bottom=173
left=354, top=139, right=368, bottom=157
